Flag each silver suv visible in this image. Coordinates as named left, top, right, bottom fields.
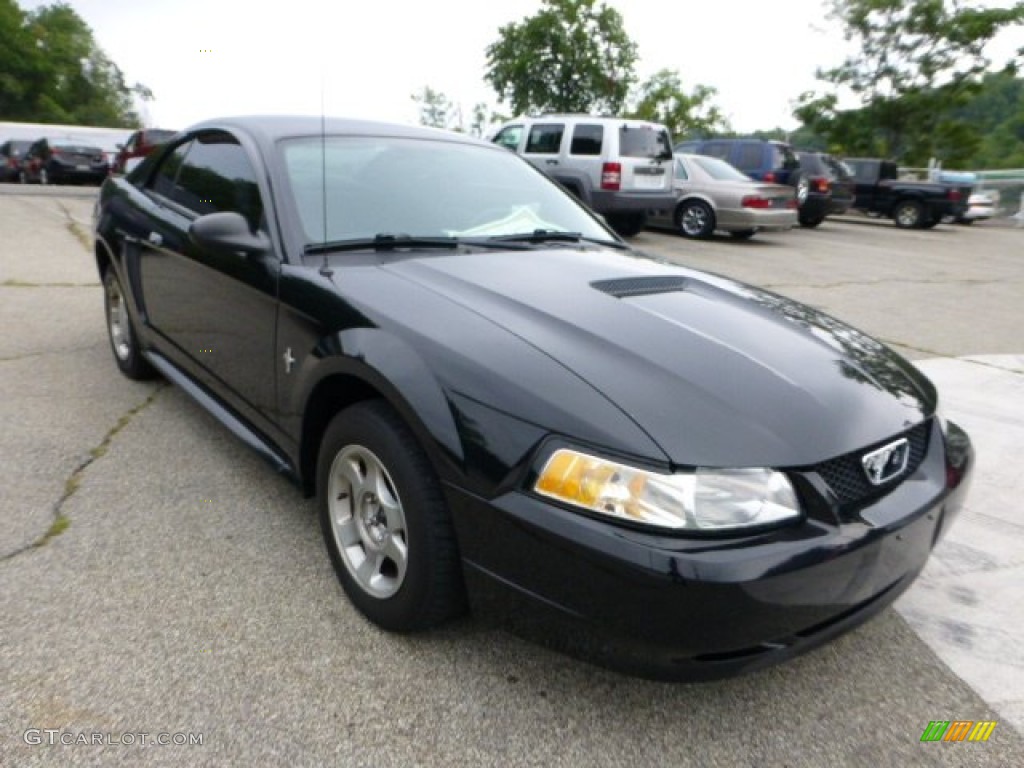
left=492, top=115, right=675, bottom=236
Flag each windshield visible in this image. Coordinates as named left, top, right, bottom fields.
left=279, top=136, right=612, bottom=243
left=690, top=155, right=753, bottom=182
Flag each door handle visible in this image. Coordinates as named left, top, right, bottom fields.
left=148, top=232, right=163, bottom=247
left=545, top=159, right=559, bottom=165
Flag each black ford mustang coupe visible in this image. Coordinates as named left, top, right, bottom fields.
left=93, top=116, right=973, bottom=679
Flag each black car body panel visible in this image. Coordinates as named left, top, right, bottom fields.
left=93, top=116, right=973, bottom=679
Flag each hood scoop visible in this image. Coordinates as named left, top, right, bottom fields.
left=592, top=275, right=689, bottom=298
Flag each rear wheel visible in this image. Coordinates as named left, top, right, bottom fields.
left=793, top=173, right=809, bottom=207
left=103, top=268, right=156, bottom=380
left=318, top=401, right=465, bottom=632
left=676, top=200, right=715, bottom=239
left=893, top=200, right=924, bottom=229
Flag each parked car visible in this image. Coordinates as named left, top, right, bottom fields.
left=0, top=139, right=33, bottom=183
left=646, top=153, right=797, bottom=239
left=844, top=158, right=968, bottom=228
left=492, top=114, right=675, bottom=236
left=94, top=115, right=973, bottom=680
left=20, top=137, right=109, bottom=185
left=675, top=137, right=814, bottom=221
left=794, top=151, right=856, bottom=228
left=112, top=128, right=177, bottom=174
left=945, top=190, right=997, bottom=225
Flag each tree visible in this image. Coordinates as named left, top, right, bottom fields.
left=628, top=69, right=728, bottom=140
left=412, top=86, right=505, bottom=137
left=412, top=86, right=456, bottom=130
left=0, top=0, right=145, bottom=127
left=795, top=0, right=1024, bottom=164
left=485, top=0, right=638, bottom=116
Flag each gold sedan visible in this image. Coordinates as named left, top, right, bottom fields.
left=647, top=154, right=798, bottom=240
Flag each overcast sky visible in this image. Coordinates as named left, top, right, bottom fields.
left=19, top=0, right=1024, bottom=134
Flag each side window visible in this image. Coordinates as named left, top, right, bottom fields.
left=173, top=132, right=264, bottom=231
left=525, top=124, right=564, bottom=155
left=570, top=124, right=603, bottom=156
left=735, top=144, right=763, bottom=172
left=150, top=141, right=191, bottom=200
left=674, top=158, right=688, bottom=181
left=493, top=125, right=523, bottom=151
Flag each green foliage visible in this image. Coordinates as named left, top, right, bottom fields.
left=0, top=0, right=145, bottom=127
left=627, top=69, right=729, bottom=140
left=796, top=0, right=1024, bottom=164
left=485, top=0, right=638, bottom=116
left=411, top=86, right=504, bottom=137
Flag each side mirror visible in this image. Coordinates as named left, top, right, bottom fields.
left=190, top=212, right=269, bottom=255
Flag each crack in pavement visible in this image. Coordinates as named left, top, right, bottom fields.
left=0, top=385, right=167, bottom=562
left=0, top=342, right=108, bottom=364
left=57, top=199, right=94, bottom=252
left=2, top=279, right=99, bottom=288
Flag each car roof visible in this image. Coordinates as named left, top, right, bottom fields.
left=184, top=115, right=492, bottom=148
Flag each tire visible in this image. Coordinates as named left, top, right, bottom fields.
left=799, top=214, right=825, bottom=228
left=606, top=212, right=645, bottom=237
left=18, top=170, right=26, bottom=184
left=317, top=400, right=465, bottom=632
left=730, top=229, right=757, bottom=240
left=676, top=200, right=715, bottom=239
left=103, top=268, right=156, bottom=380
left=893, top=200, right=924, bottom=229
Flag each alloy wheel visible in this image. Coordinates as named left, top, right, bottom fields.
left=105, top=273, right=132, bottom=361
left=327, top=445, right=409, bottom=599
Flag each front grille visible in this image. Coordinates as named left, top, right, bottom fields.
left=813, top=420, right=931, bottom=509
left=592, top=276, right=688, bottom=298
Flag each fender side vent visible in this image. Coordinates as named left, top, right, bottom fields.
left=592, top=276, right=688, bottom=298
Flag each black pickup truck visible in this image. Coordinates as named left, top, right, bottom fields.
left=844, top=158, right=969, bottom=229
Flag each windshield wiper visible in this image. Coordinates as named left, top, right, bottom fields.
left=304, top=233, right=538, bottom=255
left=304, top=234, right=462, bottom=255
left=488, top=230, right=630, bottom=249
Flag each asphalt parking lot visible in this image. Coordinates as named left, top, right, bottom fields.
left=2, top=187, right=1022, bottom=767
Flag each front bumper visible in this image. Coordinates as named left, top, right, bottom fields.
left=447, top=420, right=972, bottom=680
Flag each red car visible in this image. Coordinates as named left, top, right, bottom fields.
left=112, top=129, right=177, bottom=174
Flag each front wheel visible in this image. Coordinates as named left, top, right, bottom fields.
left=676, top=200, right=715, bottom=239
left=893, top=200, right=924, bottom=228
left=318, top=401, right=465, bottom=632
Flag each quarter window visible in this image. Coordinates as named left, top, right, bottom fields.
left=570, top=125, right=603, bottom=156
left=525, top=124, right=564, bottom=154
left=150, top=141, right=191, bottom=200
left=674, top=158, right=689, bottom=180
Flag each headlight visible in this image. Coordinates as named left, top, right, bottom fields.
left=534, top=449, right=800, bottom=532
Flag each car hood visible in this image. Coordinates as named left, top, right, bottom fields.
left=384, top=247, right=935, bottom=467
